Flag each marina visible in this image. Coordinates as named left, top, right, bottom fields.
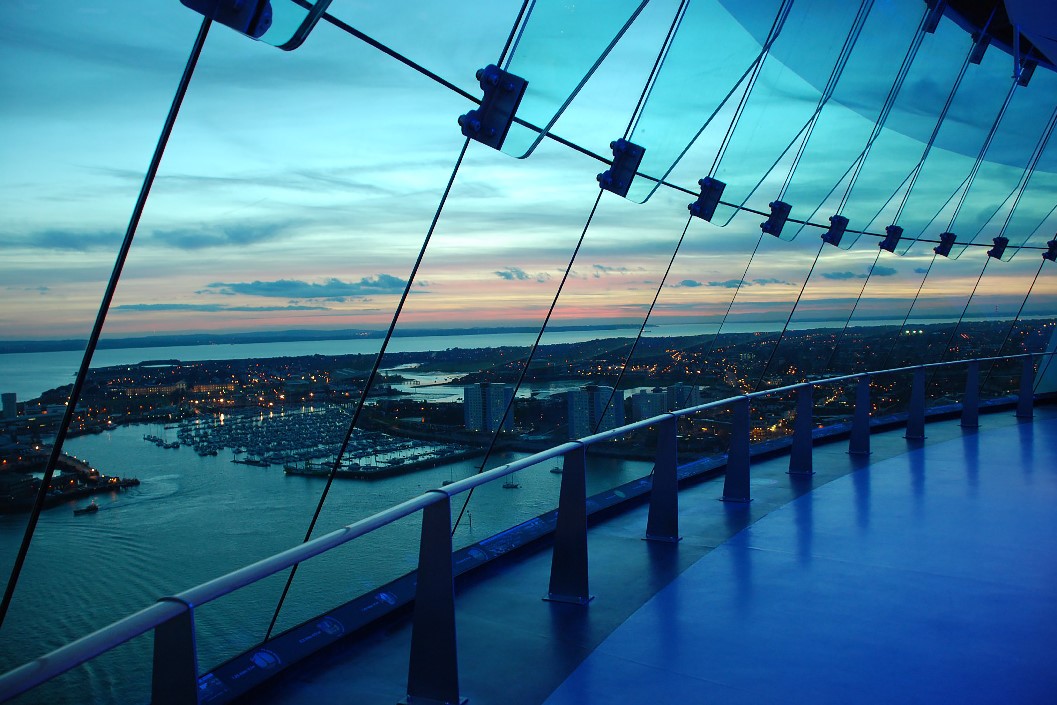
left=170, top=406, right=478, bottom=476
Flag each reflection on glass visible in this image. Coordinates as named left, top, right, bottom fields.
left=890, top=43, right=1014, bottom=249
left=709, top=0, right=865, bottom=226
left=943, top=73, right=1057, bottom=259
left=625, top=0, right=783, bottom=203
left=500, top=0, right=649, bottom=158
left=977, top=91, right=1057, bottom=260
left=840, top=19, right=972, bottom=252
left=779, top=0, right=926, bottom=243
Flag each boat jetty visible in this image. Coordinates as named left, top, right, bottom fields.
left=0, top=450, right=139, bottom=514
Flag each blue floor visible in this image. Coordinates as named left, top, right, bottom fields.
left=543, top=417, right=1057, bottom=705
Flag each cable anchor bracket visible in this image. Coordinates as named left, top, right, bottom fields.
left=761, top=200, right=792, bottom=237
left=688, top=177, right=726, bottom=221
left=458, top=65, right=528, bottom=151
left=822, top=214, right=849, bottom=247
left=597, top=139, right=645, bottom=198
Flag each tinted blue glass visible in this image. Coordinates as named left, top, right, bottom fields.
left=625, top=0, right=783, bottom=203
left=943, top=70, right=1057, bottom=259
left=709, top=0, right=867, bottom=226
left=839, top=19, right=973, bottom=251
left=890, top=38, right=1014, bottom=250
left=501, top=0, right=649, bottom=158
left=779, top=0, right=927, bottom=243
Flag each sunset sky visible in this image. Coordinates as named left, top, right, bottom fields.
left=2, top=0, right=1055, bottom=343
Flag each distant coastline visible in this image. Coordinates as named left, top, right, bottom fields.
left=0, top=324, right=645, bottom=355
left=1, top=315, right=1046, bottom=355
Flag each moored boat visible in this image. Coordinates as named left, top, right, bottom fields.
left=73, top=501, right=99, bottom=515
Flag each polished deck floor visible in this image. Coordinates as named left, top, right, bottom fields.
left=250, top=408, right=1057, bottom=705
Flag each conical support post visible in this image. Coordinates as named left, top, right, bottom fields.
left=1017, top=356, right=1035, bottom=419
left=405, top=493, right=465, bottom=705
left=961, top=360, right=979, bottom=428
left=152, top=602, right=198, bottom=705
left=646, top=416, right=680, bottom=542
left=722, top=397, right=752, bottom=502
left=545, top=444, right=592, bottom=605
left=849, top=375, right=871, bottom=455
left=788, top=385, right=814, bottom=475
left=906, top=367, right=926, bottom=439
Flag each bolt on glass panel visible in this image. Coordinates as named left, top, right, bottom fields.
left=500, top=0, right=649, bottom=159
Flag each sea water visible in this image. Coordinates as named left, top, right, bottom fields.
left=0, top=420, right=648, bottom=704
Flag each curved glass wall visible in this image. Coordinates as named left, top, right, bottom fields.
left=1, top=1, right=1055, bottom=703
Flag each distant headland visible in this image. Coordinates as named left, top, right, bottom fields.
left=0, top=325, right=645, bottom=355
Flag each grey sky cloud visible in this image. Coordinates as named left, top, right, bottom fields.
left=708, top=279, right=746, bottom=289
left=873, top=265, right=898, bottom=277
left=752, top=278, right=794, bottom=286
left=914, top=267, right=930, bottom=274
left=114, top=303, right=327, bottom=313
left=148, top=222, right=291, bottom=250
left=674, top=279, right=703, bottom=287
left=495, top=267, right=550, bottom=283
left=204, top=275, right=409, bottom=299
left=34, top=229, right=121, bottom=252
left=592, top=264, right=634, bottom=279
left=822, top=271, right=866, bottom=280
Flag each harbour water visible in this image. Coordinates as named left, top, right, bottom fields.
left=0, top=419, right=649, bottom=704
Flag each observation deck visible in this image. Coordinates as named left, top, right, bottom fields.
left=4, top=355, right=1053, bottom=705
left=247, top=407, right=1057, bottom=705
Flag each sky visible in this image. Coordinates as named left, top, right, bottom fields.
left=1, top=0, right=1055, bottom=342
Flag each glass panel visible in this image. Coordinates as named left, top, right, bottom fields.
left=923, top=253, right=1048, bottom=400
left=779, top=0, right=926, bottom=242
left=882, top=247, right=988, bottom=369
left=823, top=245, right=937, bottom=375
left=886, top=40, right=1015, bottom=250
left=624, top=0, right=784, bottom=203
left=330, top=0, right=529, bottom=98
left=989, top=101, right=1057, bottom=260
left=838, top=19, right=973, bottom=251
left=767, top=244, right=889, bottom=378
left=943, top=70, right=1057, bottom=259
left=500, top=0, right=649, bottom=158
left=1009, top=203, right=1057, bottom=259
left=709, top=0, right=868, bottom=226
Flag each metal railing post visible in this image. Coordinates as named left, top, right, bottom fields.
left=722, top=397, right=752, bottom=502
left=1017, top=356, right=1034, bottom=419
left=645, top=416, right=680, bottom=542
left=849, top=375, right=871, bottom=455
left=405, top=493, right=465, bottom=705
left=545, top=444, right=592, bottom=604
left=789, top=385, right=814, bottom=475
left=905, top=367, right=926, bottom=440
left=151, top=601, right=198, bottom=705
left=961, top=360, right=979, bottom=428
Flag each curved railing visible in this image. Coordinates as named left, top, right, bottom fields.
left=0, top=352, right=1052, bottom=704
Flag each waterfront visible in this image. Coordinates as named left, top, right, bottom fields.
left=0, top=420, right=649, bottom=704
left=0, top=317, right=1014, bottom=401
